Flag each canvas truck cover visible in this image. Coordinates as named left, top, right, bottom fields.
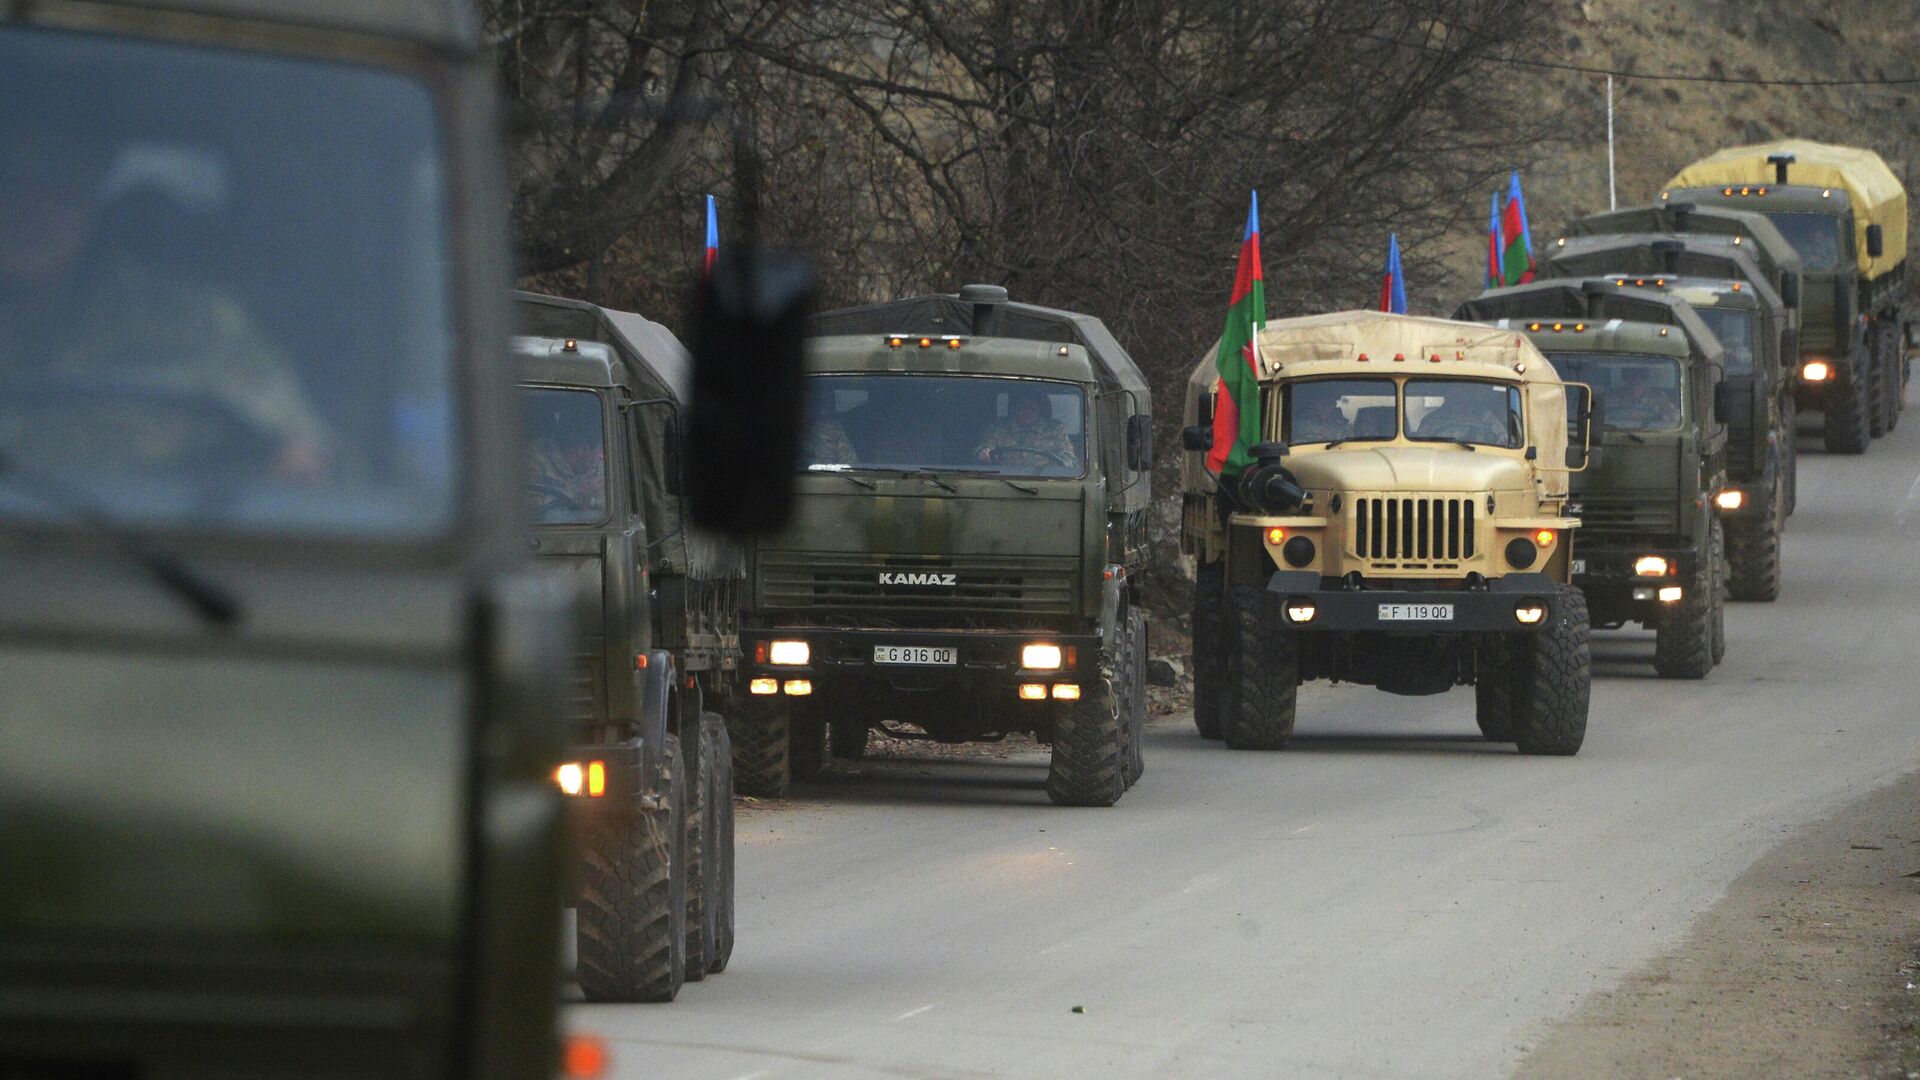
left=1185, top=311, right=1575, bottom=500
left=809, top=292, right=1152, bottom=513
left=1455, top=281, right=1728, bottom=374
left=514, top=291, right=741, bottom=580
left=1537, top=233, right=1787, bottom=300
left=1665, top=139, right=1907, bottom=279
left=1563, top=204, right=1802, bottom=281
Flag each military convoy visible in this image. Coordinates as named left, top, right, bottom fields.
left=1664, top=140, right=1910, bottom=452
left=1181, top=312, right=1594, bottom=753
left=512, top=293, right=741, bottom=1002
left=729, top=286, right=1157, bottom=806
left=1458, top=284, right=1732, bottom=678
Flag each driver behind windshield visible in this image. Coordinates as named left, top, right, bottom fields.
left=1612, top=366, right=1681, bottom=428
left=525, top=402, right=605, bottom=522
left=804, top=391, right=858, bottom=466
left=1415, top=388, right=1510, bottom=444
left=0, top=112, right=331, bottom=481
left=974, top=388, right=1077, bottom=469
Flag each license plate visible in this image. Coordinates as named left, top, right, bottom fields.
left=873, top=645, right=957, bottom=666
left=1572, top=558, right=1588, bottom=575
left=1378, top=603, right=1454, bottom=622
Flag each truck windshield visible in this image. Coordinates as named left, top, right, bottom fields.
left=1766, top=211, right=1847, bottom=272
left=0, top=26, right=457, bottom=539
left=1691, top=307, right=1756, bottom=376
left=1282, top=378, right=1398, bottom=444
left=521, top=388, right=608, bottom=525
left=1405, top=379, right=1524, bottom=448
left=803, top=374, right=1087, bottom=478
left=1545, top=353, right=1685, bottom=432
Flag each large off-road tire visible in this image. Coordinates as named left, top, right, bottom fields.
left=1884, top=325, right=1903, bottom=431
left=1046, top=680, right=1128, bottom=807
left=1726, top=497, right=1782, bottom=603
left=1124, top=607, right=1147, bottom=787
left=789, top=703, right=828, bottom=783
left=1510, top=587, right=1591, bottom=756
left=1824, top=369, right=1872, bottom=454
left=681, top=719, right=712, bottom=981
left=1223, top=584, right=1297, bottom=750
left=1781, top=395, right=1799, bottom=516
left=829, top=715, right=868, bottom=761
left=1869, top=337, right=1891, bottom=439
left=700, top=712, right=735, bottom=975
left=1474, top=636, right=1522, bottom=742
left=1708, top=520, right=1728, bottom=667
left=1191, top=560, right=1228, bottom=740
left=728, top=694, right=790, bottom=797
left=576, top=733, right=686, bottom=1003
left=1654, top=530, right=1719, bottom=680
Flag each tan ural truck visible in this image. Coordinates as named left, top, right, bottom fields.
left=1181, top=312, right=1593, bottom=754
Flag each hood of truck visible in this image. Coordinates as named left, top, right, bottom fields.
left=1571, top=434, right=1688, bottom=541
left=753, top=475, right=1090, bottom=619
left=1290, top=445, right=1535, bottom=495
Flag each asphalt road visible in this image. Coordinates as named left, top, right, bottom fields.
left=572, top=394, right=1920, bottom=1080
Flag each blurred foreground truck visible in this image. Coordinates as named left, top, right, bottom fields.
left=731, top=287, right=1157, bottom=806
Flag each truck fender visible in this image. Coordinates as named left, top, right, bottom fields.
left=638, top=649, right=675, bottom=789
left=1099, top=566, right=1127, bottom=658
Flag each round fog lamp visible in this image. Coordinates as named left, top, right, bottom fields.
left=1282, top=535, right=1317, bottom=568
left=1634, top=555, right=1670, bottom=578
left=1284, top=599, right=1317, bottom=623
left=1504, top=537, right=1538, bottom=569
left=1713, top=490, right=1745, bottom=511
left=1514, top=600, right=1547, bottom=625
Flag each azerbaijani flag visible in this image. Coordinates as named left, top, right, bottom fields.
left=1499, top=171, right=1535, bottom=286
left=1379, top=232, right=1407, bottom=314
left=1206, top=191, right=1267, bottom=477
left=1486, top=191, right=1502, bottom=289
left=703, top=193, right=719, bottom=276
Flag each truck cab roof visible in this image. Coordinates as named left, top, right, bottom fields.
left=512, top=335, right=622, bottom=389
left=803, top=334, right=1099, bottom=383
left=1455, top=281, right=1725, bottom=368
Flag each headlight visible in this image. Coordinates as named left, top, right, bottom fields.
left=1504, top=537, right=1538, bottom=569
left=1657, top=585, right=1684, bottom=603
left=768, top=640, right=810, bottom=665
left=1022, top=643, right=1063, bottom=670
left=1714, top=490, right=1745, bottom=511
left=1514, top=600, right=1547, bottom=624
left=1284, top=599, right=1317, bottom=623
left=1282, top=535, right=1317, bottom=567
left=1634, top=555, right=1670, bottom=577
left=1802, top=360, right=1832, bottom=382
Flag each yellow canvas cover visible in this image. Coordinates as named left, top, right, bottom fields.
left=1183, top=312, right=1572, bottom=498
left=1665, top=139, right=1907, bottom=279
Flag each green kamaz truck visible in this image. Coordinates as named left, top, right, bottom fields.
left=731, top=286, right=1156, bottom=807
left=512, top=290, right=744, bottom=1003
left=0, top=2, right=578, bottom=1074
left=1181, top=312, right=1594, bottom=753
left=1459, top=282, right=1732, bottom=678
left=1665, top=140, right=1911, bottom=452
left=1537, top=236, right=1795, bottom=600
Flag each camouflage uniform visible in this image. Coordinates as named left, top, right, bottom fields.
left=526, top=441, right=606, bottom=520
left=807, top=419, right=858, bottom=465
left=0, top=257, right=331, bottom=452
left=975, top=417, right=1077, bottom=467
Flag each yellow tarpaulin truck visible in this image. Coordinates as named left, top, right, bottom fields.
left=1665, top=140, right=1910, bottom=452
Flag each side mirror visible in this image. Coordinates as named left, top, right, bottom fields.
left=1126, top=413, right=1153, bottom=471
left=1196, top=390, right=1215, bottom=428
left=1181, top=425, right=1213, bottom=452
left=1867, top=224, right=1885, bottom=260
left=1565, top=384, right=1593, bottom=469
left=1780, top=271, right=1801, bottom=310
left=1780, top=327, right=1799, bottom=368
left=684, top=251, right=817, bottom=536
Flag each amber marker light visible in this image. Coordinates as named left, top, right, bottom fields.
left=561, top=1035, right=609, bottom=1080
left=1266, top=526, right=1287, bottom=545
left=1533, top=529, right=1555, bottom=547
left=586, top=760, right=606, bottom=798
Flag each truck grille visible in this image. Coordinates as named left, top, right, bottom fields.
left=760, top=553, right=1077, bottom=616
left=1573, top=493, right=1678, bottom=543
left=1350, top=496, right=1477, bottom=565
left=567, top=639, right=602, bottom=724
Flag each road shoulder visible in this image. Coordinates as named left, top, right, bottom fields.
left=1516, top=769, right=1920, bottom=1079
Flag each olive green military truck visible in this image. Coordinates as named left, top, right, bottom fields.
left=512, top=291, right=742, bottom=1003
left=0, top=3, right=576, bottom=1075
left=1180, top=312, right=1593, bottom=753
left=1537, top=233, right=1796, bottom=601
left=1665, top=140, right=1911, bottom=452
left=733, top=286, right=1156, bottom=807
left=1459, top=282, right=1733, bottom=678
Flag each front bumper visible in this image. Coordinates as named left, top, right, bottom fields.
left=740, top=625, right=1102, bottom=694
left=1572, top=546, right=1694, bottom=610
left=1261, top=570, right=1559, bottom=633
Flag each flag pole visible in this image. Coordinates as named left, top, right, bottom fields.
left=1606, top=75, right=1617, bottom=211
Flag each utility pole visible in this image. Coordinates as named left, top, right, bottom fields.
left=1606, top=74, right=1617, bottom=210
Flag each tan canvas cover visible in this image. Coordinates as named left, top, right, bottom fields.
left=1665, top=140, right=1907, bottom=279
left=1182, top=312, right=1571, bottom=498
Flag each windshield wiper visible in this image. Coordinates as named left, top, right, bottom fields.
left=1610, top=430, right=1648, bottom=444
left=901, top=470, right=959, bottom=493
left=999, top=478, right=1040, bottom=495
left=0, top=449, right=241, bottom=627
left=829, top=472, right=878, bottom=490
